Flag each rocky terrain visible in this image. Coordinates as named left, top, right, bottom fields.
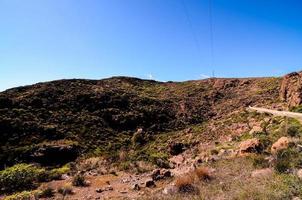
left=1, top=72, right=302, bottom=200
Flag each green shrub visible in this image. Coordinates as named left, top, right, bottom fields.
left=0, top=164, right=46, bottom=192
left=72, top=174, right=86, bottom=186
left=4, top=191, right=32, bottom=200
left=38, top=187, right=55, bottom=198
left=250, top=154, right=270, bottom=169
left=287, top=125, right=301, bottom=137
left=48, top=165, right=70, bottom=180
left=274, top=148, right=302, bottom=173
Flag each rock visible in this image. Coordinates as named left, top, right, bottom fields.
left=292, top=197, right=301, bottom=200
left=271, top=137, right=289, bottom=154
left=85, top=180, right=91, bottom=186
left=239, top=138, right=261, bottom=154
left=297, top=169, right=302, bottom=179
left=251, top=168, right=273, bottom=178
left=95, top=188, right=103, bottom=193
left=131, top=183, right=140, bottom=191
left=163, top=185, right=178, bottom=195
left=61, top=174, right=70, bottom=180
left=151, top=169, right=161, bottom=181
left=162, top=170, right=172, bottom=178
left=145, top=179, right=156, bottom=188
left=169, top=154, right=185, bottom=167
left=249, top=126, right=263, bottom=135
left=104, top=186, right=113, bottom=191
left=280, top=72, right=302, bottom=107
left=151, top=169, right=172, bottom=181
left=169, top=142, right=185, bottom=156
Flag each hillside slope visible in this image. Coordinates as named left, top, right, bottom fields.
left=0, top=76, right=282, bottom=168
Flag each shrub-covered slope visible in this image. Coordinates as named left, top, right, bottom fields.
left=0, top=76, right=282, bottom=168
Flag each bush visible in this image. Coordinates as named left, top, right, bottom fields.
left=250, top=154, right=270, bottom=169
left=4, top=191, right=32, bottom=200
left=48, top=165, right=70, bottom=180
left=72, top=174, right=87, bottom=187
left=0, top=164, right=46, bottom=193
left=57, top=184, right=73, bottom=196
left=38, top=187, right=55, bottom=198
left=175, top=175, right=198, bottom=194
left=274, top=148, right=301, bottom=173
left=287, top=125, right=300, bottom=137
left=194, top=167, right=211, bottom=181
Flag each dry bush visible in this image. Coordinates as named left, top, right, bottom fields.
left=77, top=157, right=103, bottom=172
left=175, top=175, right=197, bottom=194
left=194, top=167, right=211, bottom=181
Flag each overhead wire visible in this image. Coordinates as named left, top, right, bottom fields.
left=181, top=0, right=215, bottom=77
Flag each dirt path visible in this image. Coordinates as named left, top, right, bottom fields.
left=248, top=106, right=302, bottom=121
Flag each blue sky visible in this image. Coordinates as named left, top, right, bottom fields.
left=1, top=0, right=302, bottom=91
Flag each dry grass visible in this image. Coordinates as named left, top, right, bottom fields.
left=194, top=167, right=211, bottom=181
left=174, top=175, right=197, bottom=194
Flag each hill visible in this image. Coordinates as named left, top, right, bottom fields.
left=1, top=72, right=302, bottom=199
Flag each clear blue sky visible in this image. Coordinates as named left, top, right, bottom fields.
left=1, top=0, right=302, bottom=91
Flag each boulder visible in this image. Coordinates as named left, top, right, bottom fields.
left=162, top=170, right=172, bottom=178
left=151, top=169, right=161, bottom=181
left=251, top=168, right=273, bottom=178
left=163, top=185, right=178, bottom=195
left=131, top=183, right=140, bottom=191
left=145, top=179, right=156, bottom=188
left=280, top=72, right=302, bottom=107
left=271, top=137, right=289, bottom=154
left=297, top=169, right=302, bottom=180
left=239, top=138, right=261, bottom=154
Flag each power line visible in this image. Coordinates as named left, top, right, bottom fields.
left=181, top=0, right=215, bottom=77
left=209, top=0, right=214, bottom=69
left=181, top=0, right=202, bottom=57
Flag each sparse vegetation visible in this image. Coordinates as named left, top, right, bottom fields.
left=37, top=187, right=55, bottom=198
left=0, top=164, right=46, bottom=193
left=194, top=167, right=211, bottom=181
left=3, top=191, right=32, bottom=200
left=175, top=175, right=197, bottom=194
left=72, top=174, right=87, bottom=187
left=57, top=184, right=73, bottom=196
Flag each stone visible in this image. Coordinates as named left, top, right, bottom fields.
left=271, top=137, right=289, bottom=154
left=280, top=72, right=302, bottom=107
left=239, top=138, right=261, bottom=154
left=162, top=170, right=172, bottom=178
left=297, top=169, right=302, bottom=179
left=163, top=185, right=178, bottom=195
left=151, top=169, right=161, bottom=181
left=61, top=174, right=70, bottom=180
left=85, top=180, right=91, bottom=186
left=249, top=126, right=263, bottom=135
left=95, top=188, right=103, bottom=193
left=251, top=168, right=273, bottom=178
left=145, top=179, right=156, bottom=188
left=104, top=186, right=113, bottom=191
left=131, top=183, right=140, bottom=191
